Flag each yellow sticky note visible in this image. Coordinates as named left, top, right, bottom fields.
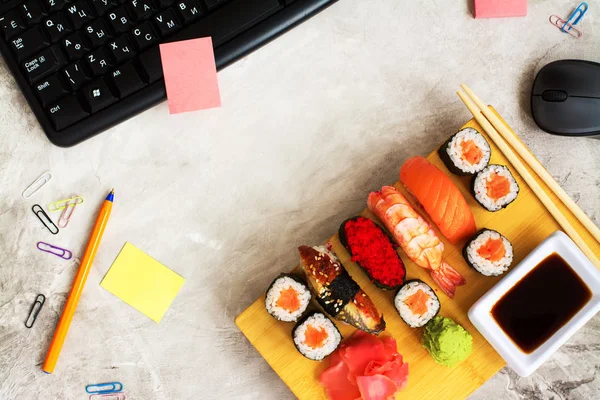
left=100, top=242, right=185, bottom=323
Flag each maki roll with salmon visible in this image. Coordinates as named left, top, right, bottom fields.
left=292, top=312, right=341, bottom=361
left=438, top=128, right=491, bottom=175
left=394, top=280, right=440, bottom=328
left=298, top=245, right=386, bottom=334
left=265, top=274, right=312, bottom=322
left=472, top=164, right=519, bottom=211
left=338, top=217, right=406, bottom=290
left=463, top=229, right=513, bottom=276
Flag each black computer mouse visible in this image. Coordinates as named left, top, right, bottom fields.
left=531, top=60, right=600, bottom=137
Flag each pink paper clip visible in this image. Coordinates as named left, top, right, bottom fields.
left=37, top=242, right=72, bottom=260
left=549, top=15, right=583, bottom=38
left=89, top=393, right=127, bottom=400
left=57, top=196, right=81, bottom=228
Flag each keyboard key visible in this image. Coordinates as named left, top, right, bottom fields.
left=136, top=45, right=162, bottom=82
left=128, top=0, right=155, bottom=21
left=0, top=10, right=27, bottom=39
left=44, top=0, right=68, bottom=13
left=35, top=75, right=69, bottom=106
left=80, top=78, right=117, bottom=112
left=63, top=61, right=88, bottom=90
left=158, top=0, right=176, bottom=8
left=108, top=62, right=145, bottom=97
left=65, top=1, right=95, bottom=29
left=131, top=21, right=157, bottom=50
left=86, top=47, right=112, bottom=76
left=90, top=0, right=118, bottom=15
left=20, top=0, right=47, bottom=25
left=47, top=95, right=89, bottom=130
left=107, top=6, right=132, bottom=33
left=108, top=35, right=135, bottom=62
left=62, top=32, right=89, bottom=60
left=83, top=19, right=111, bottom=47
left=203, top=0, right=227, bottom=10
left=22, top=45, right=66, bottom=83
left=175, top=0, right=203, bottom=24
left=43, top=13, right=71, bottom=42
left=10, top=26, right=49, bottom=62
left=173, top=0, right=282, bottom=47
left=154, top=8, right=179, bottom=37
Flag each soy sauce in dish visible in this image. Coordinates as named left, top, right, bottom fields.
left=491, top=253, right=591, bottom=354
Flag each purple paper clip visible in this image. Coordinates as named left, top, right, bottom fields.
left=37, top=242, right=72, bottom=260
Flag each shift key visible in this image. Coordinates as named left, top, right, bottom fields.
left=47, top=95, right=89, bottom=130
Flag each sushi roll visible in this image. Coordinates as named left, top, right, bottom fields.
left=463, top=229, right=513, bottom=276
left=438, top=128, right=491, bottom=176
left=472, top=164, right=519, bottom=212
left=338, top=217, right=406, bottom=290
left=394, top=280, right=440, bottom=328
left=265, top=274, right=311, bottom=322
left=292, top=312, right=341, bottom=361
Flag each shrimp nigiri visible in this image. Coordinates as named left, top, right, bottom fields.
left=368, top=186, right=466, bottom=298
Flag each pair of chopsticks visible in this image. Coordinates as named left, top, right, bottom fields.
left=457, top=84, right=600, bottom=270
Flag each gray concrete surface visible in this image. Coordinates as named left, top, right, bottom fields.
left=1, top=0, right=599, bottom=399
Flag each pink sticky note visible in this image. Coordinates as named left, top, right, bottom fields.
left=474, top=0, right=527, bottom=19
left=159, top=38, right=221, bottom=114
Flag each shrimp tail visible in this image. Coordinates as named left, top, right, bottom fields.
left=430, top=261, right=467, bottom=299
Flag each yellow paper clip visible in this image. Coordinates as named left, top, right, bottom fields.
left=48, top=195, right=85, bottom=212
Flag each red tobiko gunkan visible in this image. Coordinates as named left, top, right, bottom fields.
left=340, top=217, right=406, bottom=290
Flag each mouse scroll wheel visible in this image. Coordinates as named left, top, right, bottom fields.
left=542, top=90, right=568, bottom=102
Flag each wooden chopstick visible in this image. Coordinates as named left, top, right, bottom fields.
left=457, top=90, right=600, bottom=270
left=461, top=83, right=600, bottom=245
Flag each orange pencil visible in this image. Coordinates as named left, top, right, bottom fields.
left=43, top=189, right=114, bottom=374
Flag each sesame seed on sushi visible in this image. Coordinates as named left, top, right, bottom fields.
left=292, top=312, right=341, bottom=361
left=394, top=280, right=440, bottom=328
left=472, top=164, right=519, bottom=212
left=463, top=229, right=513, bottom=276
left=438, top=128, right=491, bottom=176
left=265, top=274, right=311, bottom=322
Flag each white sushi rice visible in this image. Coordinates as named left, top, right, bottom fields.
left=265, top=276, right=311, bottom=322
left=394, top=281, right=440, bottom=328
left=466, top=230, right=513, bottom=276
left=293, top=313, right=341, bottom=361
left=473, top=165, right=519, bottom=211
left=446, top=128, right=491, bottom=174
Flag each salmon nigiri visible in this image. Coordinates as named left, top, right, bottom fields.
left=400, top=156, right=476, bottom=244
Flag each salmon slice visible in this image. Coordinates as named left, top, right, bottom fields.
left=486, top=173, right=511, bottom=200
left=403, top=289, right=429, bottom=316
left=477, top=237, right=506, bottom=262
left=400, top=156, right=476, bottom=244
left=460, top=139, right=484, bottom=165
left=304, top=324, right=328, bottom=349
left=275, top=286, right=301, bottom=313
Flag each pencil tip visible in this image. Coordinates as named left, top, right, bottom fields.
left=110, top=188, right=114, bottom=194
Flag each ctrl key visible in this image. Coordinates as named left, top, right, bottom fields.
left=47, top=95, right=89, bottom=130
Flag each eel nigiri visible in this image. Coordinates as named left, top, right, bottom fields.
left=368, top=186, right=466, bottom=298
left=298, top=245, right=385, bottom=334
left=400, top=156, right=477, bottom=244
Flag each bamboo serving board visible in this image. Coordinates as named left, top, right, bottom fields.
left=235, top=109, right=600, bottom=400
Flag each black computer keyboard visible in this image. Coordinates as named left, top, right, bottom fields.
left=0, top=0, right=337, bottom=146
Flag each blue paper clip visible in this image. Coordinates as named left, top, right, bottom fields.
left=562, top=2, right=588, bottom=32
left=85, top=382, right=123, bottom=394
